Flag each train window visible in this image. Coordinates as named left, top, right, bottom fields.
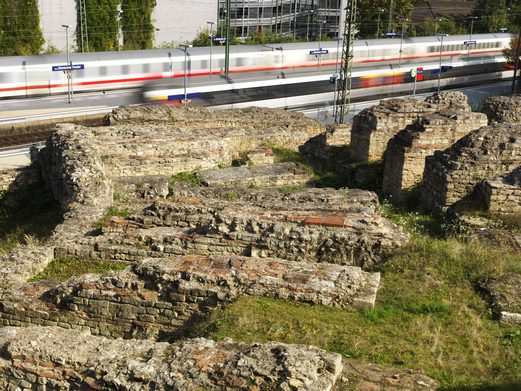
left=100, top=66, right=107, bottom=76
left=122, top=65, right=129, bottom=74
left=163, top=62, right=170, bottom=72
left=144, top=64, right=150, bottom=73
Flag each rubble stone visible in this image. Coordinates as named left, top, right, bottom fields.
left=335, top=359, right=438, bottom=390
left=421, top=123, right=521, bottom=211
left=484, top=273, right=521, bottom=324
left=198, top=162, right=312, bottom=188
left=0, top=326, right=343, bottom=390
left=350, top=92, right=471, bottom=162
left=383, top=111, right=487, bottom=200
left=482, top=95, right=521, bottom=124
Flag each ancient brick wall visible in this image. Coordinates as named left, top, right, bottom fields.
left=97, top=106, right=324, bottom=178
left=350, top=92, right=471, bottom=163
left=0, top=256, right=380, bottom=340
left=299, top=124, right=352, bottom=166
left=421, top=123, right=521, bottom=211
left=480, top=166, right=521, bottom=213
left=382, top=111, right=487, bottom=200
left=37, top=124, right=112, bottom=211
left=482, top=95, right=521, bottom=124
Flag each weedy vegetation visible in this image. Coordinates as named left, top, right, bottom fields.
left=29, top=258, right=128, bottom=282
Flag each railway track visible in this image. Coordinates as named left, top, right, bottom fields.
left=0, top=129, right=53, bottom=150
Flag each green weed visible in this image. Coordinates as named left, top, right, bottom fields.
left=169, top=171, right=200, bottom=187
left=28, top=258, right=128, bottom=282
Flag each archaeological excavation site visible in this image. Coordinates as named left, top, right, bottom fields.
left=0, top=92, right=520, bottom=390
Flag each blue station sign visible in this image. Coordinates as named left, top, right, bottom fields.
left=431, top=65, right=453, bottom=75
left=52, top=64, right=85, bottom=71
left=310, top=49, right=329, bottom=55
left=464, top=40, right=477, bottom=46
left=213, top=37, right=226, bottom=42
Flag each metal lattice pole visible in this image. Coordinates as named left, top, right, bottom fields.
left=334, top=0, right=357, bottom=124
left=224, top=0, right=231, bottom=77
left=79, top=0, right=89, bottom=52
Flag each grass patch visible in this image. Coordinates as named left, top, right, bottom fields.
left=28, top=258, right=128, bottom=282
left=200, top=211, right=521, bottom=389
left=223, top=191, right=240, bottom=201
left=271, top=146, right=302, bottom=163
left=93, top=206, right=132, bottom=232
left=169, top=171, right=200, bottom=187
left=277, top=186, right=302, bottom=196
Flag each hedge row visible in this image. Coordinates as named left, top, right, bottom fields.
left=0, top=0, right=44, bottom=56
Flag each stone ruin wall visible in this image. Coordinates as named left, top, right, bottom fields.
left=382, top=111, right=487, bottom=200
left=0, top=105, right=440, bottom=390
left=97, top=106, right=324, bottom=179
left=480, top=165, right=521, bottom=213
left=349, top=92, right=471, bottom=163
left=299, top=124, right=352, bottom=166
left=0, top=255, right=379, bottom=341
left=421, top=123, right=521, bottom=211
left=0, top=326, right=343, bottom=391
left=482, top=95, right=521, bottom=124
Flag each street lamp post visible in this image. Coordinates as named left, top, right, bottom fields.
left=117, top=5, right=123, bottom=51
left=207, top=21, right=215, bottom=77
left=376, top=9, right=385, bottom=38
left=399, top=19, right=408, bottom=66
left=434, top=18, right=442, bottom=36
left=467, top=16, right=478, bottom=58
left=306, top=10, right=314, bottom=41
left=179, top=44, right=193, bottom=104
left=387, top=0, right=393, bottom=33
left=332, top=36, right=343, bottom=116
left=62, top=24, right=72, bottom=104
left=318, top=20, right=326, bottom=49
left=437, top=34, right=448, bottom=93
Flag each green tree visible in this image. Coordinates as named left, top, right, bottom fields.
left=474, top=0, right=521, bottom=33
left=357, top=0, right=423, bottom=38
left=190, top=28, right=211, bottom=47
left=79, top=0, right=120, bottom=52
left=122, top=0, right=156, bottom=50
left=414, top=16, right=465, bottom=37
left=0, top=0, right=44, bottom=56
left=503, top=36, right=520, bottom=64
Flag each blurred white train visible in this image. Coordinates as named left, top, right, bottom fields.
left=0, top=33, right=512, bottom=103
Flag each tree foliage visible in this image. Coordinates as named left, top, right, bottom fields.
left=0, top=0, right=44, bottom=56
left=122, top=0, right=156, bottom=50
left=503, top=36, right=521, bottom=64
left=357, top=0, right=423, bottom=38
left=413, top=16, right=466, bottom=37
left=79, top=0, right=120, bottom=52
left=473, top=0, right=520, bottom=33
